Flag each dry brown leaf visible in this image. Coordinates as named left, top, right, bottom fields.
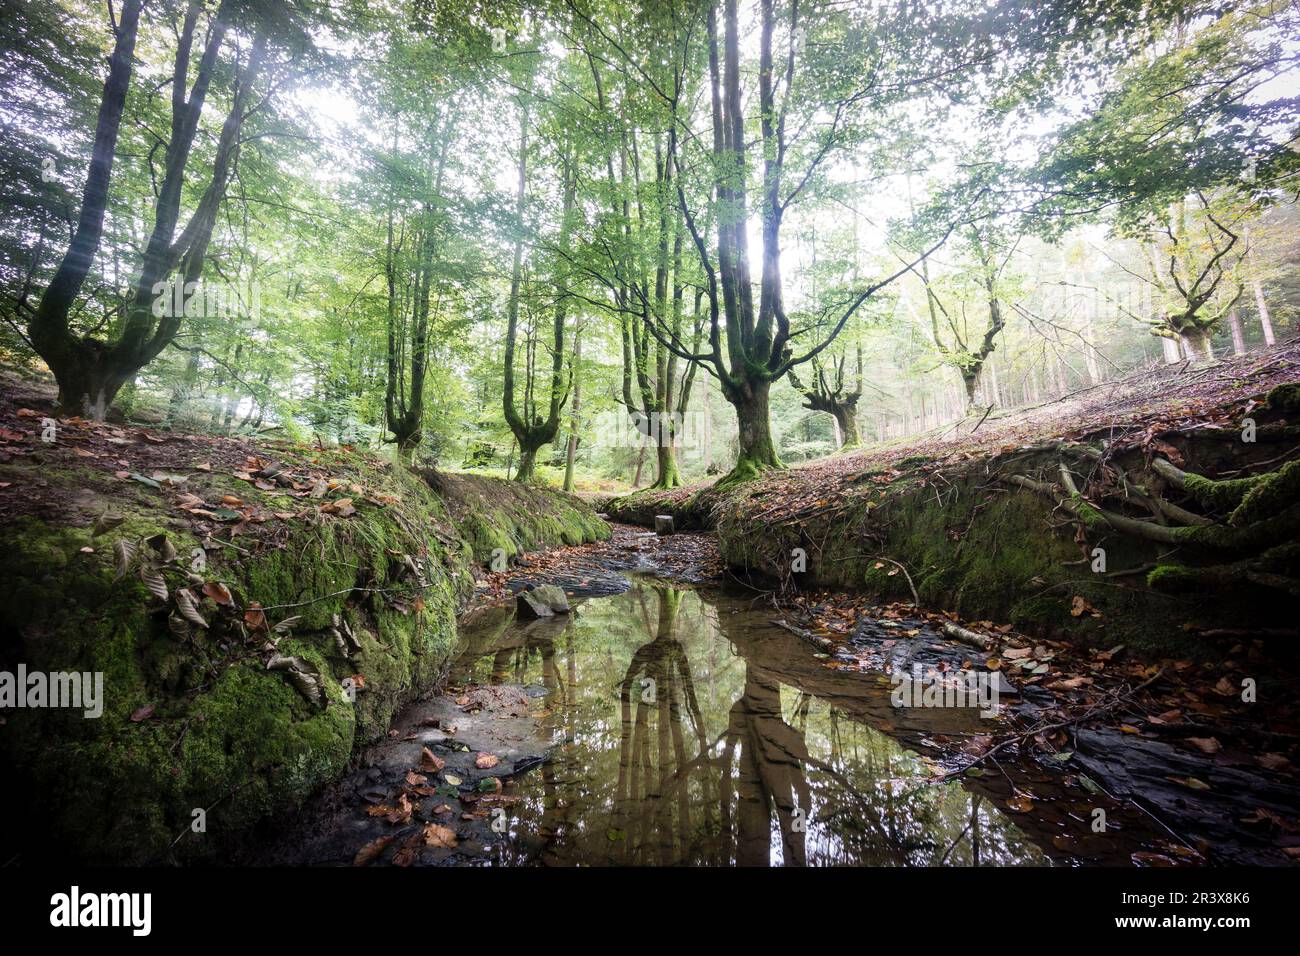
left=353, top=835, right=394, bottom=866
left=422, top=823, right=458, bottom=848
left=202, top=581, right=233, bottom=605
left=419, top=747, right=445, bottom=772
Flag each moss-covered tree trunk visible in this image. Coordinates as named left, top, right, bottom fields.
left=832, top=404, right=861, bottom=447
left=724, top=380, right=782, bottom=483
left=514, top=442, right=543, bottom=483
left=652, top=442, right=682, bottom=489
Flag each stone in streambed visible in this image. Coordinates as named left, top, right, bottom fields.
left=515, top=584, right=570, bottom=618
left=531, top=584, right=570, bottom=612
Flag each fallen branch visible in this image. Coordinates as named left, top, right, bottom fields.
left=941, top=620, right=991, bottom=650
left=771, top=617, right=837, bottom=653
left=870, top=554, right=920, bottom=605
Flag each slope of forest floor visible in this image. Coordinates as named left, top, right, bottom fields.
left=0, top=371, right=608, bottom=863
left=607, top=340, right=1300, bottom=656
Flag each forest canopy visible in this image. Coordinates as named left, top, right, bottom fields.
left=2, top=0, right=1297, bottom=491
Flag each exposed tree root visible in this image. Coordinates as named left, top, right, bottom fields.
left=999, top=444, right=1300, bottom=615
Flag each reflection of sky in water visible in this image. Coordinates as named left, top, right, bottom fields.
left=453, top=581, right=1049, bottom=867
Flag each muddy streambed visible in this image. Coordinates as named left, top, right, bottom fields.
left=259, top=571, right=1245, bottom=867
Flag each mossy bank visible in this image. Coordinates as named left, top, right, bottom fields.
left=0, top=425, right=607, bottom=864
left=608, top=381, right=1300, bottom=657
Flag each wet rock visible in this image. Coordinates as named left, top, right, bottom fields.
left=529, top=583, right=571, bottom=613
left=516, top=589, right=554, bottom=619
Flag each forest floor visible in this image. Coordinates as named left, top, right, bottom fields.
left=611, top=339, right=1300, bottom=518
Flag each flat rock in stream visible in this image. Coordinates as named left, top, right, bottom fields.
left=529, top=583, right=570, bottom=612
left=516, top=585, right=567, bottom=618
left=1073, top=728, right=1300, bottom=865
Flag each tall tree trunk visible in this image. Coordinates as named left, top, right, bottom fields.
left=503, top=109, right=571, bottom=480
left=1227, top=308, right=1246, bottom=355
left=632, top=439, right=647, bottom=488
left=1245, top=228, right=1275, bottom=346
left=29, top=0, right=144, bottom=412
left=563, top=327, right=582, bottom=493
left=515, top=445, right=540, bottom=483
left=33, top=1, right=265, bottom=418
left=730, top=381, right=779, bottom=480
left=653, top=443, right=682, bottom=489
left=1182, top=329, right=1215, bottom=363
left=1253, top=278, right=1275, bottom=346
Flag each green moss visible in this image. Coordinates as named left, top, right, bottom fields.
left=1266, top=382, right=1300, bottom=413
left=1167, top=501, right=1300, bottom=555
left=1070, top=495, right=1110, bottom=532
left=0, top=455, right=609, bottom=863
left=1009, top=593, right=1074, bottom=631
left=1146, top=563, right=1202, bottom=592
left=1181, top=470, right=1262, bottom=512
left=1227, top=460, right=1300, bottom=527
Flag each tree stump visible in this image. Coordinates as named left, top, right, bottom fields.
left=654, top=514, right=674, bottom=535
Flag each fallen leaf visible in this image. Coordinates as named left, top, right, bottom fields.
left=419, top=747, right=445, bottom=772
left=384, top=793, right=414, bottom=824
left=1070, top=595, right=1101, bottom=618
left=244, top=603, right=267, bottom=631
left=202, top=581, right=233, bottom=605
left=92, top=513, right=125, bottom=537
left=353, top=835, right=394, bottom=866
left=1257, top=753, right=1290, bottom=771
left=422, top=823, right=458, bottom=848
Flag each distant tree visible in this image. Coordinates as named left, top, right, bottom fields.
left=787, top=348, right=863, bottom=448
left=911, top=224, right=1018, bottom=409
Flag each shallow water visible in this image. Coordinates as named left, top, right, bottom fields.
left=453, top=579, right=1055, bottom=866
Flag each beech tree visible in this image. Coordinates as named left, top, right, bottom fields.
left=502, top=104, right=575, bottom=482
left=25, top=0, right=299, bottom=417
left=787, top=347, right=863, bottom=448
left=913, top=225, right=1018, bottom=409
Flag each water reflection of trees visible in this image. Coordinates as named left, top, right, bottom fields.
left=454, top=584, right=1046, bottom=867
left=607, top=586, right=718, bottom=864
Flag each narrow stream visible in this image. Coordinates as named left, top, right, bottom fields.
left=450, top=578, right=1054, bottom=866
left=267, top=574, right=1200, bottom=867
